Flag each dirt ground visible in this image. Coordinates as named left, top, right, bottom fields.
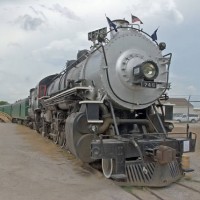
left=0, top=122, right=199, bottom=200
left=0, top=123, right=136, bottom=200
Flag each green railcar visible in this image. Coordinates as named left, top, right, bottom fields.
left=11, top=98, right=29, bottom=120
left=0, top=104, right=12, bottom=116
left=0, top=105, right=4, bottom=112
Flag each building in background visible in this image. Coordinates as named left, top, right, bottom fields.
left=162, top=98, right=200, bottom=121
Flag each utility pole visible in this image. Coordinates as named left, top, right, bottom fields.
left=187, top=95, right=191, bottom=122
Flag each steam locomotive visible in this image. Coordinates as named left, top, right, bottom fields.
left=0, top=19, right=196, bottom=187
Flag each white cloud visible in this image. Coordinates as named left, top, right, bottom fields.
left=32, top=38, right=75, bottom=65
left=186, top=85, right=197, bottom=94
left=15, top=14, right=45, bottom=31
left=0, top=0, right=199, bottom=103
left=51, top=4, right=80, bottom=20
left=128, top=0, right=184, bottom=24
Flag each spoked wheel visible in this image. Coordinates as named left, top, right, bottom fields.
left=52, top=130, right=59, bottom=144
left=102, top=158, right=114, bottom=178
left=61, top=138, right=66, bottom=149
left=58, top=131, right=66, bottom=148
left=34, top=113, right=41, bottom=133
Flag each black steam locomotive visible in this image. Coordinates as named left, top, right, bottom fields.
left=1, top=19, right=196, bottom=187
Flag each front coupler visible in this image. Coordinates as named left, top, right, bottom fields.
left=91, top=132, right=196, bottom=186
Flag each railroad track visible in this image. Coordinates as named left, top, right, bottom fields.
left=131, top=187, right=165, bottom=200
left=125, top=187, right=166, bottom=200
left=121, top=180, right=200, bottom=200
left=57, top=151, right=200, bottom=200
left=80, top=158, right=200, bottom=200
left=175, top=182, right=200, bottom=194
left=77, top=150, right=200, bottom=200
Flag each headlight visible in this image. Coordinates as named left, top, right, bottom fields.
left=133, top=61, right=158, bottom=81
left=142, top=62, right=158, bottom=80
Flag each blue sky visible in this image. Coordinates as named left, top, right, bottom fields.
left=0, top=0, right=200, bottom=105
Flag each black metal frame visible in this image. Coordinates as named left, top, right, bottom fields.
left=91, top=131, right=196, bottom=185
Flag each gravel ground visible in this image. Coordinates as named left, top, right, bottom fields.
left=0, top=123, right=136, bottom=200
left=0, top=122, right=199, bottom=200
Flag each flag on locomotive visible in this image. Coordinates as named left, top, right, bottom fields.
left=131, top=14, right=143, bottom=24
left=106, top=16, right=118, bottom=32
left=151, top=28, right=159, bottom=41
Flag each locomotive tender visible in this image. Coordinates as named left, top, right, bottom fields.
left=0, top=19, right=196, bottom=187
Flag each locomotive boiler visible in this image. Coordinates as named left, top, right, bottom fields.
left=29, top=19, right=196, bottom=186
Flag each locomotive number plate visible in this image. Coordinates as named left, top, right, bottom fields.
left=142, top=81, right=157, bottom=88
